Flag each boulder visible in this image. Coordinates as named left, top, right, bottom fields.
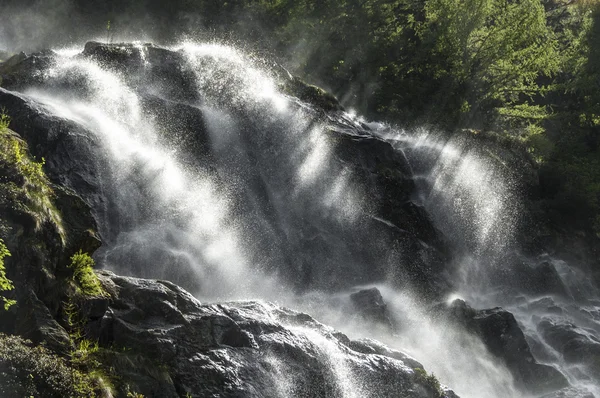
left=87, top=270, right=457, bottom=398
left=537, top=317, right=600, bottom=378
left=350, top=287, right=394, bottom=330
left=442, top=299, right=568, bottom=395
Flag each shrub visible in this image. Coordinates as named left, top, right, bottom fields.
left=414, top=367, right=442, bottom=396
left=0, top=333, right=96, bottom=397
left=0, top=239, right=14, bottom=310
left=69, top=251, right=106, bottom=297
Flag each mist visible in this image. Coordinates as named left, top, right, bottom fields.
left=1, top=2, right=599, bottom=397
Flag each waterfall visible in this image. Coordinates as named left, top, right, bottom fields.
left=374, top=126, right=600, bottom=397
left=4, top=41, right=598, bottom=398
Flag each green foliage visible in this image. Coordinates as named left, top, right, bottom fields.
left=414, top=367, right=442, bottom=396
left=0, top=239, right=15, bottom=310
left=68, top=251, right=106, bottom=297
left=0, top=333, right=97, bottom=397
left=0, top=111, right=9, bottom=131
left=0, top=111, right=66, bottom=243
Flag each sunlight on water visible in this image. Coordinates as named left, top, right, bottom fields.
left=297, top=125, right=331, bottom=185
left=9, top=41, right=568, bottom=398
left=179, top=41, right=289, bottom=112
left=25, top=52, right=258, bottom=300
left=295, top=327, right=367, bottom=398
left=378, top=128, right=520, bottom=294
left=53, top=46, right=82, bottom=57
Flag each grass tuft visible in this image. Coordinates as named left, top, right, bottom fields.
left=68, top=251, right=107, bottom=297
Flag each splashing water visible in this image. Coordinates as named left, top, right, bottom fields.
left=26, top=52, right=259, bottom=299
left=7, top=41, right=597, bottom=398
left=377, top=127, right=523, bottom=297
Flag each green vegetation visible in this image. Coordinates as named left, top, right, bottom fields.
left=0, top=333, right=97, bottom=397
left=192, top=0, right=600, bottom=236
left=62, top=294, right=115, bottom=396
left=0, top=239, right=14, bottom=310
left=68, top=250, right=106, bottom=297
left=414, top=367, right=442, bottom=396
left=0, top=110, right=66, bottom=243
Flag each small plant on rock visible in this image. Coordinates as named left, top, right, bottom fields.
left=69, top=250, right=107, bottom=297
left=414, top=367, right=442, bottom=397
left=0, top=239, right=15, bottom=310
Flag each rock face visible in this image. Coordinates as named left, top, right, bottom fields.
left=537, top=317, right=600, bottom=378
left=441, top=299, right=568, bottom=395
left=82, top=270, right=457, bottom=398
left=350, top=287, right=394, bottom=330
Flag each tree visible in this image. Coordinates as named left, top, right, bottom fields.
left=417, top=0, right=559, bottom=127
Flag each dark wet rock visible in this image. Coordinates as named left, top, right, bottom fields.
left=13, top=290, right=73, bottom=356
left=0, top=51, right=53, bottom=89
left=512, top=260, right=570, bottom=298
left=540, top=387, right=596, bottom=398
left=350, top=287, right=394, bottom=329
left=441, top=299, right=568, bottom=395
left=86, top=270, right=457, bottom=398
left=0, top=122, right=99, bottom=347
left=349, top=338, right=424, bottom=369
left=53, top=186, right=102, bottom=259
left=283, top=76, right=344, bottom=112
left=527, top=297, right=566, bottom=316
left=537, top=317, right=600, bottom=378
left=0, top=124, right=99, bottom=314
left=82, top=41, right=146, bottom=73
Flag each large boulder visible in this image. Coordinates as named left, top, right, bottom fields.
left=350, top=287, right=395, bottom=330
left=441, top=299, right=568, bottom=395
left=537, top=317, right=600, bottom=379
left=82, top=270, right=458, bottom=398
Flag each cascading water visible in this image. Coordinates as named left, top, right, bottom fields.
left=379, top=127, right=523, bottom=297
left=2, top=41, right=598, bottom=398
left=377, top=127, right=600, bottom=397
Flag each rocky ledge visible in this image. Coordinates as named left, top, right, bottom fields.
left=73, top=270, right=456, bottom=398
